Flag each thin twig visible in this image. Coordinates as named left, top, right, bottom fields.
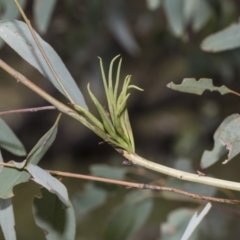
left=14, top=0, right=74, bottom=104
left=0, top=161, right=239, bottom=205
left=0, top=106, right=56, bottom=115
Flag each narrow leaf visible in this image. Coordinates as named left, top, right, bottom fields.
left=201, top=22, right=240, bottom=52
left=184, top=0, right=212, bottom=32
left=25, top=114, right=61, bottom=166
left=0, top=198, right=16, bottom=240
left=0, top=118, right=26, bottom=156
left=33, top=188, right=76, bottom=240
left=87, top=84, right=116, bottom=137
left=27, top=164, right=69, bottom=207
left=201, top=114, right=240, bottom=167
left=0, top=20, right=87, bottom=109
left=163, top=0, right=185, bottom=37
left=181, top=203, right=212, bottom=240
left=33, top=0, right=57, bottom=33
left=0, top=115, right=60, bottom=198
left=167, top=78, right=233, bottom=95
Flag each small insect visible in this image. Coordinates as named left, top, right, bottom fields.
left=122, top=160, right=133, bottom=166
left=197, top=170, right=206, bottom=176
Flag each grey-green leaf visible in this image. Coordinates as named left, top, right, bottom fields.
left=104, top=190, right=153, bottom=240
left=167, top=78, right=233, bottom=95
left=201, top=22, right=240, bottom=52
left=27, top=164, right=70, bottom=207
left=163, top=0, right=185, bottom=37
left=0, top=20, right=87, bottom=109
left=201, top=114, right=240, bottom=167
left=161, top=208, right=199, bottom=240
left=33, top=0, right=57, bottom=33
left=0, top=118, right=26, bottom=156
left=0, top=115, right=60, bottom=198
left=184, top=0, right=211, bottom=32
left=72, top=183, right=107, bottom=220
left=33, top=188, right=76, bottom=240
left=181, top=203, right=212, bottom=240
left=0, top=198, right=16, bottom=240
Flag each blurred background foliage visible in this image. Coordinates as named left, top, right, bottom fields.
left=1, top=0, right=240, bottom=239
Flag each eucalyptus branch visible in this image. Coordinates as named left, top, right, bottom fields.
left=0, top=106, right=56, bottom=115
left=0, top=161, right=238, bottom=205
left=2, top=57, right=240, bottom=195
left=14, top=0, right=74, bottom=104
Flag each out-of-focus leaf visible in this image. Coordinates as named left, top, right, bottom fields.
left=201, top=22, right=240, bottom=52
left=33, top=188, right=76, bottom=240
left=34, top=0, right=57, bottom=33
left=181, top=203, right=211, bottom=240
left=163, top=0, right=185, bottom=37
left=0, top=20, right=87, bottom=109
left=184, top=0, right=211, bottom=32
left=0, top=115, right=60, bottom=198
left=107, top=1, right=140, bottom=56
left=200, top=207, right=231, bottom=239
left=203, top=113, right=240, bottom=165
left=104, top=190, right=153, bottom=240
left=72, top=183, right=107, bottom=220
left=167, top=78, right=233, bottom=95
left=0, top=198, right=16, bottom=240
left=146, top=0, right=161, bottom=11
left=90, top=164, right=127, bottom=180
left=27, top=164, right=70, bottom=207
left=161, top=208, right=198, bottom=240
left=0, top=118, right=26, bottom=156
left=200, top=115, right=238, bottom=168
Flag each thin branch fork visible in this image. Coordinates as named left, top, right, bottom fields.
left=0, top=106, right=56, bottom=115
left=0, top=161, right=239, bottom=205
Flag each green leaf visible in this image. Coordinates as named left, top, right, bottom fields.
left=0, top=115, right=60, bottom=198
left=167, top=78, right=233, bottom=95
left=25, top=114, right=61, bottom=166
left=0, top=20, right=87, bottom=109
left=90, top=164, right=127, bottom=180
left=33, top=188, right=76, bottom=240
left=200, top=114, right=238, bottom=168
left=207, top=114, right=240, bottom=165
left=0, top=198, right=16, bottom=240
left=0, top=118, right=26, bottom=156
left=72, top=183, right=107, bottom=220
left=181, top=203, right=212, bottom=240
left=163, top=0, right=185, bottom=37
left=26, top=164, right=70, bottom=207
left=201, top=22, right=240, bottom=52
left=104, top=190, right=153, bottom=240
left=33, top=0, right=57, bottom=33
left=161, top=209, right=198, bottom=240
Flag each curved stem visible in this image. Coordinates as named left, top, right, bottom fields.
left=122, top=151, right=240, bottom=192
